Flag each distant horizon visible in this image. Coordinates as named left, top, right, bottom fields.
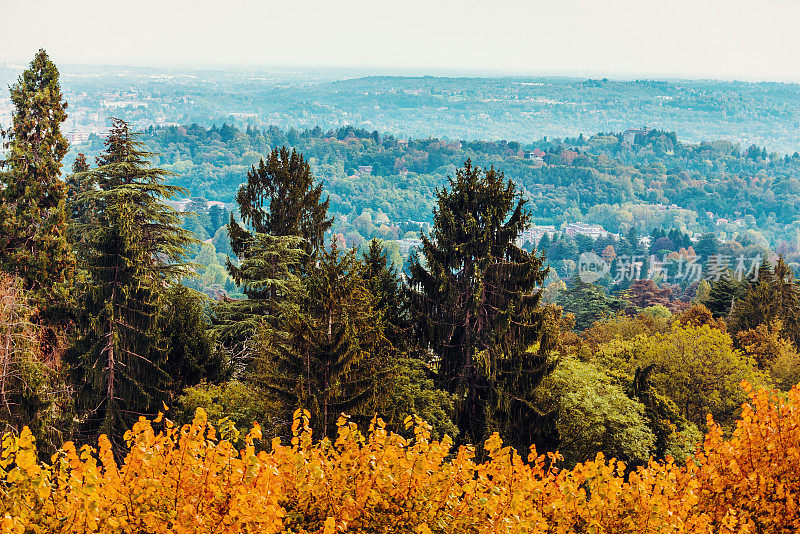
left=3, top=0, right=800, bottom=84
left=3, top=60, right=799, bottom=86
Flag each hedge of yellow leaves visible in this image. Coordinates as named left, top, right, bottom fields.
left=2, top=382, right=800, bottom=533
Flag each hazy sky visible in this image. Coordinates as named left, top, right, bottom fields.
left=3, top=0, right=800, bottom=81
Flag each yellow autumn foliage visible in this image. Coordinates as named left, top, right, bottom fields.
left=2, top=384, right=800, bottom=533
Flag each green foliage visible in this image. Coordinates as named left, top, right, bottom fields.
left=628, top=364, right=702, bottom=462
left=409, top=160, right=557, bottom=453
left=0, top=49, right=74, bottom=316
left=379, top=358, right=457, bottom=442
left=536, top=356, right=656, bottom=468
left=703, top=270, right=743, bottom=319
left=228, top=146, right=332, bottom=264
left=173, top=380, right=276, bottom=445
left=157, top=285, right=229, bottom=400
left=65, top=119, right=196, bottom=455
left=635, top=323, right=762, bottom=430
left=212, top=234, right=306, bottom=348
left=253, top=244, right=393, bottom=439
left=361, top=239, right=409, bottom=352
left=730, top=256, right=800, bottom=347
left=556, top=276, right=629, bottom=330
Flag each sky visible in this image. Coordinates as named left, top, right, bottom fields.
left=2, top=0, right=800, bottom=81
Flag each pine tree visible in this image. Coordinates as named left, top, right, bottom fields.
left=408, top=160, right=558, bottom=454
left=227, top=146, right=332, bottom=267
left=212, top=233, right=306, bottom=350
left=361, top=239, right=409, bottom=352
left=0, top=49, right=74, bottom=316
left=65, top=119, right=196, bottom=455
left=703, top=270, right=741, bottom=319
left=254, top=243, right=391, bottom=438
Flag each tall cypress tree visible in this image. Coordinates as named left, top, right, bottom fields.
left=0, top=49, right=74, bottom=316
left=66, top=119, right=195, bottom=455
left=408, top=160, right=558, bottom=454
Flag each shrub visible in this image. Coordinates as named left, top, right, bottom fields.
left=2, top=383, right=800, bottom=533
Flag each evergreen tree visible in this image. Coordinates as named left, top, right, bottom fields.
left=217, top=146, right=332, bottom=351
left=158, top=285, right=230, bottom=400
left=703, top=270, right=742, bottom=319
left=227, top=146, right=332, bottom=268
left=65, top=119, right=195, bottom=455
left=0, top=49, right=74, bottom=316
left=212, top=233, right=306, bottom=350
left=556, top=274, right=629, bottom=330
left=254, top=243, right=392, bottom=439
left=537, top=233, right=551, bottom=256
left=730, top=256, right=800, bottom=346
left=408, top=160, right=558, bottom=454
left=65, top=154, right=95, bottom=252
left=361, top=239, right=409, bottom=352
left=695, top=233, right=719, bottom=263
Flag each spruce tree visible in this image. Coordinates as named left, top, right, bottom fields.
left=408, top=160, right=558, bottom=454
left=254, top=243, right=391, bottom=438
left=228, top=146, right=332, bottom=266
left=0, top=49, right=74, bottom=315
left=703, top=270, right=740, bottom=319
left=361, top=239, right=409, bottom=352
left=65, top=119, right=195, bottom=455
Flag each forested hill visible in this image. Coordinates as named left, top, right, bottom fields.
left=69, top=123, right=800, bottom=243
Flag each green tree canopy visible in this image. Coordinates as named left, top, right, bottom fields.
left=0, top=49, right=74, bottom=317
left=253, top=244, right=392, bottom=439
left=66, top=119, right=196, bottom=456
left=408, top=159, right=558, bottom=454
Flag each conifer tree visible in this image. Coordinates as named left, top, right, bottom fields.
left=408, top=160, right=558, bottom=453
left=65, top=119, right=195, bottom=455
left=227, top=146, right=332, bottom=268
left=157, top=285, right=229, bottom=399
left=65, top=154, right=95, bottom=252
left=0, top=49, right=74, bottom=315
left=213, top=233, right=306, bottom=349
left=254, top=243, right=391, bottom=439
left=361, top=238, right=409, bottom=352
left=218, top=147, right=332, bottom=349
left=703, top=269, right=741, bottom=319
left=731, top=256, right=800, bottom=346
left=557, top=274, right=629, bottom=330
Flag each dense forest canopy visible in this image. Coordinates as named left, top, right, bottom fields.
left=5, top=51, right=800, bottom=533
left=65, top=121, right=800, bottom=245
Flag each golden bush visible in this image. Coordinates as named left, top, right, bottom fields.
left=2, top=383, right=800, bottom=533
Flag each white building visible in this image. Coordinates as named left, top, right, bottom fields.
left=564, top=222, right=614, bottom=239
